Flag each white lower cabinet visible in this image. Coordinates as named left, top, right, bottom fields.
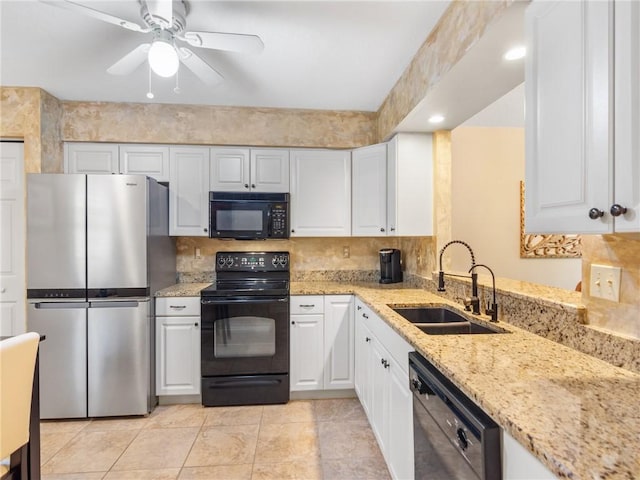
left=155, top=297, right=201, bottom=396
left=503, top=430, right=557, bottom=479
left=354, top=299, right=414, bottom=480
left=290, top=295, right=354, bottom=391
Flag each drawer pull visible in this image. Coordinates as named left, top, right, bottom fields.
left=363, top=313, right=369, bottom=319
left=299, top=304, right=315, bottom=308
left=169, top=305, right=186, bottom=309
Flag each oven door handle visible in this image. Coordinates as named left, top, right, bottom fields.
left=201, top=296, right=289, bottom=305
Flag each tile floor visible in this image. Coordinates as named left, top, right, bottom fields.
left=41, top=399, right=392, bottom=480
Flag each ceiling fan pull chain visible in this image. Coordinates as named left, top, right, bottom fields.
left=174, top=67, right=181, bottom=94
left=146, top=63, right=154, bottom=99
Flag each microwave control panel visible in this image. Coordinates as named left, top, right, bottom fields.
left=270, top=203, right=288, bottom=237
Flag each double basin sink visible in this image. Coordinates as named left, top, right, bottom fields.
left=390, top=306, right=506, bottom=335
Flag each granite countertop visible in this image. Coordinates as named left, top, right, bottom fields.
left=157, top=281, right=640, bottom=479
left=156, top=283, right=211, bottom=297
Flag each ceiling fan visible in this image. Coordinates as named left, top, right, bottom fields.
left=40, top=0, right=264, bottom=86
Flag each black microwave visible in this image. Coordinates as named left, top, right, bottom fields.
left=209, top=192, right=289, bottom=240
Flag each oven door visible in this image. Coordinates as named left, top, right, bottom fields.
left=201, top=295, right=289, bottom=376
left=209, top=199, right=270, bottom=239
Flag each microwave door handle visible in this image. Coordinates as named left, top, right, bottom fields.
left=266, top=207, right=272, bottom=234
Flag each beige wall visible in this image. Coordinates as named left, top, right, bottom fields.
left=450, top=127, right=581, bottom=290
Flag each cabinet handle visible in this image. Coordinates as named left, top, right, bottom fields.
left=244, top=184, right=249, bottom=189
left=299, top=304, right=315, bottom=308
left=390, top=227, right=395, bottom=232
left=194, top=322, right=199, bottom=327
left=363, top=313, right=369, bottom=319
left=291, top=321, right=295, bottom=325
left=588, top=208, right=604, bottom=219
left=357, top=305, right=362, bottom=311
left=169, top=305, right=186, bottom=309
left=380, top=227, right=385, bottom=232
left=365, top=337, right=371, bottom=342
left=291, top=229, right=295, bottom=233
left=203, top=228, right=208, bottom=232
left=610, top=204, right=628, bottom=217
left=251, top=184, right=256, bottom=188
left=380, top=359, right=389, bottom=368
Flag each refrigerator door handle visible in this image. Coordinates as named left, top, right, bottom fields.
left=34, top=302, right=90, bottom=309
left=89, top=301, right=140, bottom=308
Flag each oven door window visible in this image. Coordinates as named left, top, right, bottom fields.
left=214, top=315, right=276, bottom=358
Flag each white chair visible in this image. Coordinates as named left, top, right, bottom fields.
left=0, top=332, right=40, bottom=480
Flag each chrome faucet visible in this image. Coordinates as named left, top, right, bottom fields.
left=437, top=240, right=480, bottom=315
left=468, top=264, right=498, bottom=322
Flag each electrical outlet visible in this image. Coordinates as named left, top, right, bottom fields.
left=195, top=247, right=201, bottom=259
left=343, top=246, right=350, bottom=258
left=589, top=264, right=621, bottom=302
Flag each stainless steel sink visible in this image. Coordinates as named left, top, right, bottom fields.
left=390, top=306, right=506, bottom=335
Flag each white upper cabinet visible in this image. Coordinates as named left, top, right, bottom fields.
left=169, top=147, right=210, bottom=236
left=64, top=143, right=119, bottom=174
left=290, top=149, right=351, bottom=237
left=352, top=143, right=388, bottom=236
left=387, top=133, right=433, bottom=236
left=251, top=149, right=290, bottom=192
left=525, top=0, right=639, bottom=233
left=209, top=147, right=250, bottom=192
left=119, top=145, right=170, bottom=182
left=210, top=147, right=289, bottom=192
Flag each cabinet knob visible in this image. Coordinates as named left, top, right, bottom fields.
left=380, top=227, right=385, bottom=232
left=365, top=337, right=371, bottom=343
left=357, top=305, right=362, bottom=311
left=244, top=184, right=249, bottom=189
left=390, top=227, right=395, bottom=232
left=204, top=228, right=208, bottom=232
left=251, top=184, right=256, bottom=189
left=363, top=313, right=369, bottom=319
left=588, top=208, right=604, bottom=220
left=194, top=322, right=199, bottom=327
left=291, top=321, right=295, bottom=325
left=610, top=204, right=628, bottom=217
left=291, top=229, right=295, bottom=233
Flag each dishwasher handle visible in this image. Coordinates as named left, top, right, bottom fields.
left=33, top=302, right=89, bottom=309
left=89, top=301, right=141, bottom=308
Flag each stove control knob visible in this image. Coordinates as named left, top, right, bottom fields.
left=456, top=428, right=469, bottom=450
left=280, top=256, right=288, bottom=266
left=225, top=257, right=234, bottom=267
left=217, top=257, right=226, bottom=267
left=272, top=257, right=279, bottom=267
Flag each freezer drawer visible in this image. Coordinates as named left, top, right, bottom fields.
left=27, top=301, right=88, bottom=419
left=88, top=299, right=151, bottom=417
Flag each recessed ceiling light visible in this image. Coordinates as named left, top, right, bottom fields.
left=504, top=46, right=526, bottom=61
left=429, top=114, right=445, bottom=124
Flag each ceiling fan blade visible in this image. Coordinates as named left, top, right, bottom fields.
left=39, top=0, right=149, bottom=33
left=143, top=0, right=173, bottom=29
left=179, top=31, right=264, bottom=54
left=107, top=44, right=151, bottom=76
left=178, top=47, right=223, bottom=86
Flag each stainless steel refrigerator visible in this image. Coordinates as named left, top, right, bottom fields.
left=26, top=174, right=176, bottom=419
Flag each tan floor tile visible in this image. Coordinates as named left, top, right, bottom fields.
left=84, top=416, right=150, bottom=432
left=254, top=423, right=320, bottom=464
left=42, top=473, right=105, bottom=480
left=111, top=427, right=199, bottom=471
left=322, top=455, right=391, bottom=480
left=103, top=468, right=180, bottom=479
left=41, top=432, right=76, bottom=465
left=261, top=400, right=315, bottom=425
left=40, top=420, right=91, bottom=434
left=204, top=405, right=264, bottom=427
left=146, top=404, right=207, bottom=429
left=184, top=425, right=259, bottom=467
left=313, top=398, right=367, bottom=423
left=178, top=465, right=253, bottom=480
left=318, top=420, right=381, bottom=459
left=42, top=430, right=137, bottom=474
left=251, top=460, right=322, bottom=480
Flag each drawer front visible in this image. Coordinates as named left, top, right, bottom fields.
left=290, top=295, right=324, bottom=315
left=156, top=296, right=201, bottom=316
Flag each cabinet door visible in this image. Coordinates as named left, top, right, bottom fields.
left=119, top=145, right=170, bottom=182
left=613, top=1, right=640, bottom=232
left=323, top=295, right=354, bottom=389
left=387, top=133, right=433, bottom=236
left=290, top=313, right=324, bottom=391
left=370, top=339, right=390, bottom=458
left=64, top=143, right=119, bottom=174
left=352, top=144, right=387, bottom=236
left=210, top=147, right=250, bottom=192
left=169, top=147, right=210, bottom=236
left=387, top=359, right=414, bottom=480
left=251, top=149, right=290, bottom=192
left=525, top=1, right=612, bottom=234
left=290, top=149, right=351, bottom=236
left=156, top=316, right=201, bottom=396
left=354, top=304, right=373, bottom=417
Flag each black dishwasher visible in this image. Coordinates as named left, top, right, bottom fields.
left=409, top=352, right=502, bottom=480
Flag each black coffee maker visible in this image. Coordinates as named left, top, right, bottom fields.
left=379, top=249, right=403, bottom=284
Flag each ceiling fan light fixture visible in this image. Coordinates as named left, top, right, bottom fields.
left=148, top=33, right=179, bottom=77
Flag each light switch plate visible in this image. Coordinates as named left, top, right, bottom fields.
left=589, top=264, right=621, bottom=302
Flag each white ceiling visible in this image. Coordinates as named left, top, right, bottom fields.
left=0, top=0, right=451, bottom=111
